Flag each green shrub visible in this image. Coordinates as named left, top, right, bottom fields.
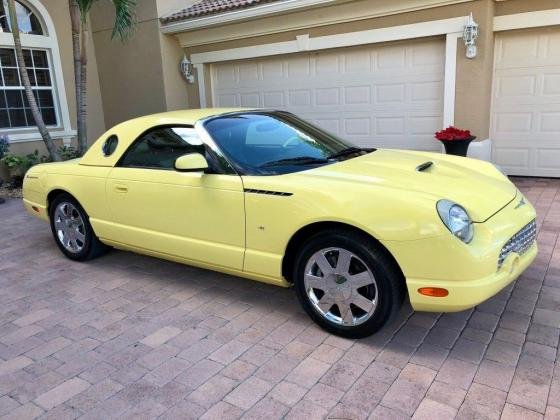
left=57, top=145, right=80, bottom=161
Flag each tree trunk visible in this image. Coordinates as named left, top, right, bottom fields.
left=7, top=0, right=60, bottom=161
left=69, top=0, right=83, bottom=155
left=78, top=19, right=88, bottom=155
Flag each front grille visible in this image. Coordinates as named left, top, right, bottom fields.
left=498, top=219, right=537, bottom=269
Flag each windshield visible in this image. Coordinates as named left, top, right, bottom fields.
left=203, top=111, right=372, bottom=175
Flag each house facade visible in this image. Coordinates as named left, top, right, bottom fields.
left=3, top=0, right=560, bottom=177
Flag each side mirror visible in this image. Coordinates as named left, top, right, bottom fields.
left=174, top=153, right=208, bottom=172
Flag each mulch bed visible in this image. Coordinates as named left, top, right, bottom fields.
left=0, top=186, right=22, bottom=199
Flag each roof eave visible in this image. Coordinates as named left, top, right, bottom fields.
left=160, top=0, right=339, bottom=34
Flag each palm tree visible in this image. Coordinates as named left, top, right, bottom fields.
left=71, top=0, right=137, bottom=156
left=7, top=0, right=60, bottom=161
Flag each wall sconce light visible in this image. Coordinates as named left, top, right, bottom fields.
left=463, top=13, right=479, bottom=59
left=180, top=55, right=195, bottom=83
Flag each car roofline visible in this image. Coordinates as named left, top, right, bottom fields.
left=195, top=109, right=292, bottom=125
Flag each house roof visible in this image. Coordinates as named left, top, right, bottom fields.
left=161, top=0, right=288, bottom=24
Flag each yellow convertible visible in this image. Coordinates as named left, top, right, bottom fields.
left=23, top=109, right=537, bottom=338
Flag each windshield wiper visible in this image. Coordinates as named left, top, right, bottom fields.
left=259, top=156, right=329, bottom=168
left=327, top=147, right=374, bottom=160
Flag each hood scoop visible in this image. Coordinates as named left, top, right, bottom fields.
left=415, top=161, right=434, bottom=172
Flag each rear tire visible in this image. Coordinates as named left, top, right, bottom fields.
left=49, top=193, right=109, bottom=261
left=293, top=229, right=404, bottom=338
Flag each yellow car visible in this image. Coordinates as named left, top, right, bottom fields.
left=23, top=109, right=538, bottom=338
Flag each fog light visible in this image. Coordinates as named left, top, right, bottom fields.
left=418, top=287, right=449, bottom=297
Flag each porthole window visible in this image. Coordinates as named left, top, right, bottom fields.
left=102, top=134, right=118, bottom=156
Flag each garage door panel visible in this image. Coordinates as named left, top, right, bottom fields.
left=540, top=111, right=560, bottom=133
left=312, top=118, right=340, bottom=135
left=377, top=47, right=406, bottom=69
left=494, top=112, right=534, bottom=133
left=536, top=149, right=560, bottom=169
left=376, top=83, right=405, bottom=104
left=213, top=38, right=444, bottom=151
left=239, top=92, right=260, bottom=107
left=315, top=87, right=340, bottom=106
left=262, top=60, right=284, bottom=79
left=344, top=85, right=371, bottom=104
left=492, top=28, right=560, bottom=176
left=544, top=32, right=560, bottom=62
left=544, top=73, right=560, bottom=95
left=287, top=56, right=312, bottom=77
left=495, top=74, right=537, bottom=98
left=494, top=68, right=560, bottom=105
left=239, top=63, right=259, bottom=82
left=409, top=115, right=442, bottom=136
left=374, top=136, right=439, bottom=151
left=263, top=91, right=284, bottom=107
left=215, top=93, right=238, bottom=107
left=343, top=50, right=373, bottom=73
left=494, top=147, right=530, bottom=169
left=496, top=35, right=539, bottom=68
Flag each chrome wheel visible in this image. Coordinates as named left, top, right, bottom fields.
left=53, top=202, right=86, bottom=253
left=304, top=247, right=378, bottom=327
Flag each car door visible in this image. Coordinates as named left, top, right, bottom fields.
left=105, top=126, right=245, bottom=271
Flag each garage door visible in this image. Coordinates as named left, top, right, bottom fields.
left=211, top=38, right=444, bottom=151
left=492, top=28, right=560, bottom=177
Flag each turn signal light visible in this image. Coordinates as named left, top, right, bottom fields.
left=418, top=287, right=449, bottom=297
left=32, top=206, right=40, bottom=213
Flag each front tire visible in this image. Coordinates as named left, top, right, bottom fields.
left=49, top=193, right=109, bottom=261
left=293, top=229, right=403, bottom=338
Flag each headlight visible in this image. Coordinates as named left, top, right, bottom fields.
left=437, top=200, right=474, bottom=243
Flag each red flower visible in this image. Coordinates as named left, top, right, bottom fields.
left=434, top=126, right=472, bottom=142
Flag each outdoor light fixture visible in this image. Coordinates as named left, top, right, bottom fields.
left=180, top=55, right=195, bottom=83
left=463, top=12, right=479, bottom=59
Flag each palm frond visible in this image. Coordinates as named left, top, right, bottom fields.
left=111, top=0, right=137, bottom=41
left=75, top=0, right=95, bottom=23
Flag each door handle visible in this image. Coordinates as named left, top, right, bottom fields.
left=114, top=184, right=128, bottom=193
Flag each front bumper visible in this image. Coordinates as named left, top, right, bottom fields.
left=407, top=241, right=537, bottom=312
left=384, top=192, right=538, bottom=312
left=23, top=198, right=49, bottom=222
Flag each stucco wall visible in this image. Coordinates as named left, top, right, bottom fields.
left=454, top=0, right=495, bottom=140
left=90, top=0, right=188, bottom=130
left=494, top=0, right=560, bottom=15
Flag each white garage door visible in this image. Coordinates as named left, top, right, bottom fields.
left=211, top=38, right=444, bottom=151
left=492, top=28, right=560, bottom=177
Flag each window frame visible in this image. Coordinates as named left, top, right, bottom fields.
left=116, top=124, right=235, bottom=175
left=0, top=0, right=73, bottom=143
left=0, top=47, right=59, bottom=129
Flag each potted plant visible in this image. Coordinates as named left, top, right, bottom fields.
left=434, top=126, right=475, bottom=157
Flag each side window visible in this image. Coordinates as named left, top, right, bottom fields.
left=102, top=135, right=118, bottom=156
left=119, top=126, right=205, bottom=169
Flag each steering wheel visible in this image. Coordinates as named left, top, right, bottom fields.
left=282, top=136, right=301, bottom=148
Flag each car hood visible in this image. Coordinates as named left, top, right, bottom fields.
left=296, top=149, right=517, bottom=222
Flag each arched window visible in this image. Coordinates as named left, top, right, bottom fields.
left=0, top=0, right=71, bottom=140
left=0, top=1, right=43, bottom=35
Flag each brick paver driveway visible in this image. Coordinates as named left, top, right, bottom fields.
left=0, top=177, right=559, bottom=419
